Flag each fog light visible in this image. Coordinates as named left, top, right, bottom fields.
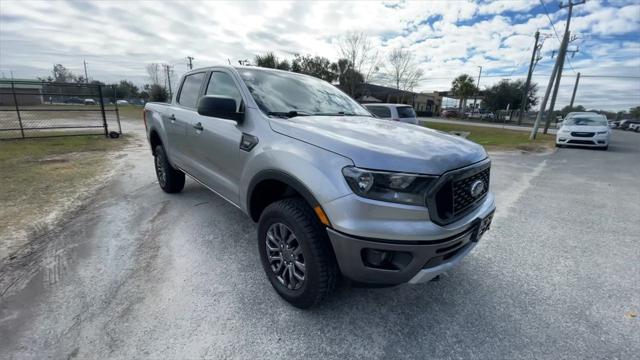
left=363, top=249, right=393, bottom=268
left=361, top=248, right=412, bottom=270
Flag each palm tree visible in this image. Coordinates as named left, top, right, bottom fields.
left=451, top=74, right=478, bottom=116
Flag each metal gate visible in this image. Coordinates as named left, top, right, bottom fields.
left=0, top=80, right=122, bottom=139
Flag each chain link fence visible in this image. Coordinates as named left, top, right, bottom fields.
left=0, top=80, right=122, bottom=139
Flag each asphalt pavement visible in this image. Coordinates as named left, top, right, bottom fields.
left=1, top=124, right=638, bottom=359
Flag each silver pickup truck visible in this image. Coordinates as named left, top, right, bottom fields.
left=144, top=66, right=495, bottom=308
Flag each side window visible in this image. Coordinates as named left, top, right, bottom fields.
left=177, top=72, right=205, bottom=108
left=367, top=106, right=391, bottom=118
left=206, top=72, right=243, bottom=112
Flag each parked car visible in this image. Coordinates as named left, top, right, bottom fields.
left=84, top=98, right=96, bottom=105
left=467, top=109, right=495, bottom=120
left=628, top=122, right=640, bottom=132
left=441, top=108, right=459, bottom=118
left=363, top=103, right=418, bottom=124
left=116, top=99, right=130, bottom=105
left=620, top=119, right=640, bottom=131
left=63, top=97, right=84, bottom=104
left=144, top=66, right=495, bottom=308
left=556, top=112, right=610, bottom=150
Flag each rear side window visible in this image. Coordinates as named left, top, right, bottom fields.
left=396, top=106, right=416, bottom=118
left=366, top=106, right=391, bottom=118
left=178, top=72, right=205, bottom=108
left=206, top=72, right=243, bottom=112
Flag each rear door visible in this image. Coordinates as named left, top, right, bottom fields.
left=168, top=71, right=207, bottom=171
left=186, top=70, right=244, bottom=205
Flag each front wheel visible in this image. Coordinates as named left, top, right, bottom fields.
left=258, top=198, right=337, bottom=308
left=154, top=145, right=185, bottom=193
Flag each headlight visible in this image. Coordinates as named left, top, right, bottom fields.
left=597, top=130, right=608, bottom=134
left=342, top=166, right=436, bottom=205
left=560, top=129, right=570, bottom=133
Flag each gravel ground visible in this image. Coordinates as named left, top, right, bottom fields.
left=1, top=123, right=638, bottom=359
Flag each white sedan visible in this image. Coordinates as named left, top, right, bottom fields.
left=556, top=113, right=611, bottom=150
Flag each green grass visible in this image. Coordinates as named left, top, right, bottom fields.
left=0, top=135, right=129, bottom=259
left=424, top=122, right=555, bottom=151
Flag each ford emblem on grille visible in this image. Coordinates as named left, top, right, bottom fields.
left=470, top=180, right=485, bottom=197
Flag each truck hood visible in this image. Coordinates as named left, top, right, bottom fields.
left=269, top=116, right=487, bottom=175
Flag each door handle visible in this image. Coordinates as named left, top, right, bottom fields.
left=169, top=114, right=176, bottom=123
left=193, top=122, right=203, bottom=131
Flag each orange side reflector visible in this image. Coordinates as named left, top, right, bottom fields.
left=314, top=206, right=331, bottom=227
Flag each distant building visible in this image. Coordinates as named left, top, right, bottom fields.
left=0, top=80, right=44, bottom=106
left=355, top=83, right=443, bottom=116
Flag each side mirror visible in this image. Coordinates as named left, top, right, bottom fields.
left=197, top=96, right=243, bottom=122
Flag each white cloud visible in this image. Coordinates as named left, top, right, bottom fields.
left=0, top=0, right=638, bottom=111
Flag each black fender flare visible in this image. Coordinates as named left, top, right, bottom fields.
left=246, top=169, right=321, bottom=221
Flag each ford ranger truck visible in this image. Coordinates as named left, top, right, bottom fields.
left=144, top=66, right=495, bottom=308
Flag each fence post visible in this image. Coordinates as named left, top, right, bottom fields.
left=98, top=85, right=108, bottom=137
left=113, top=85, right=122, bottom=134
left=11, top=81, right=25, bottom=139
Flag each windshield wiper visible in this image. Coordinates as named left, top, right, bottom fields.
left=313, top=111, right=358, bottom=116
left=267, top=110, right=311, bottom=118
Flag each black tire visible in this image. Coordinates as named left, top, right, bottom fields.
left=258, top=198, right=337, bottom=308
left=154, top=145, right=185, bottom=193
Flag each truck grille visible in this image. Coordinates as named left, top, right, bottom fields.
left=571, top=132, right=595, bottom=137
left=452, top=168, right=490, bottom=214
left=429, top=163, right=490, bottom=225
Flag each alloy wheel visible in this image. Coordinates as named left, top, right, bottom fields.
left=265, top=223, right=306, bottom=290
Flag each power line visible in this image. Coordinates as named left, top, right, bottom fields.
left=539, top=0, right=561, bottom=42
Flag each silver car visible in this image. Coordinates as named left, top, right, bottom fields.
left=144, top=66, right=495, bottom=308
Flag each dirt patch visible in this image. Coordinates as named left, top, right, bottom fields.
left=0, top=135, right=130, bottom=262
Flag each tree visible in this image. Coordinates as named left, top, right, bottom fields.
left=384, top=48, right=424, bottom=100
left=115, top=80, right=139, bottom=100
left=330, top=58, right=365, bottom=96
left=148, top=84, right=168, bottom=102
left=630, top=106, right=640, bottom=119
left=337, top=32, right=380, bottom=96
left=254, top=52, right=290, bottom=70
left=451, top=74, right=478, bottom=114
left=560, top=104, right=585, bottom=117
left=146, top=63, right=162, bottom=85
left=482, top=79, right=538, bottom=113
left=291, top=54, right=337, bottom=82
left=39, top=64, right=76, bottom=83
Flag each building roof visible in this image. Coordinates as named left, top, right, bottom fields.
left=0, top=79, right=43, bottom=90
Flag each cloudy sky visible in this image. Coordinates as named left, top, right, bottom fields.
left=1, top=0, right=639, bottom=111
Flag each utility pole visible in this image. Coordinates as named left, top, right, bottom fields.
left=530, top=0, right=584, bottom=139
left=543, top=0, right=585, bottom=134
left=543, top=30, right=570, bottom=133
left=530, top=32, right=568, bottom=140
left=472, top=66, right=482, bottom=115
left=163, top=64, right=173, bottom=100
left=518, top=31, right=540, bottom=125
left=83, top=60, right=89, bottom=83
left=569, top=72, right=580, bottom=108
left=187, top=56, right=194, bottom=70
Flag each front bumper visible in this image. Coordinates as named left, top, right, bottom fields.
left=556, top=133, right=609, bottom=147
left=326, top=211, right=494, bottom=285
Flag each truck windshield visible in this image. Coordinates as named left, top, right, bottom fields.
left=237, top=68, right=370, bottom=117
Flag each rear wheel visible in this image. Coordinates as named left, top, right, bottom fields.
left=258, top=198, right=337, bottom=308
left=154, top=145, right=185, bottom=193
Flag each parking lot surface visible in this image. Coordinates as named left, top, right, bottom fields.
left=1, top=125, right=638, bottom=359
